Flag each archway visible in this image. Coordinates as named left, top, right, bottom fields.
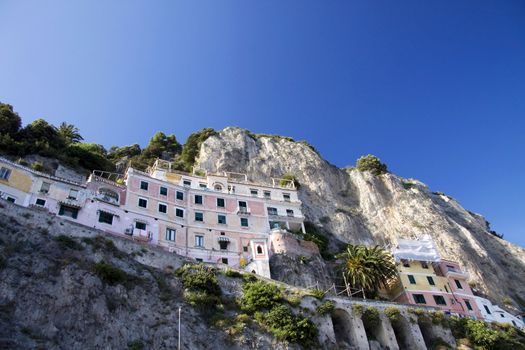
left=417, top=317, right=434, bottom=347
left=331, top=309, right=357, bottom=348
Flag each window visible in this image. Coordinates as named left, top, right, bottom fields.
left=413, top=294, right=426, bottom=304
left=158, top=203, right=167, bottom=214
left=183, top=180, right=191, bottom=187
left=219, top=241, right=228, bottom=250
left=0, top=167, right=11, bottom=180
left=40, top=182, right=51, bottom=193
left=221, top=258, right=228, bottom=264
left=216, top=198, right=225, bottom=207
left=135, top=222, right=146, bottom=230
left=500, top=314, right=504, bottom=318
left=175, top=208, right=184, bottom=218
left=421, top=261, right=428, bottom=269
left=286, top=209, right=294, bottom=217
left=35, top=198, right=46, bottom=207
left=214, top=184, right=222, bottom=191
left=454, top=279, right=463, bottom=289
left=218, top=214, right=226, bottom=224
left=250, top=189, right=258, bottom=197
left=68, top=189, right=78, bottom=200
left=264, top=191, right=271, bottom=199
left=427, top=276, right=435, bottom=286
left=195, top=195, right=203, bottom=205
left=199, top=183, right=207, bottom=189
left=408, top=275, right=416, bottom=284
left=267, top=207, right=278, bottom=216
left=165, top=228, right=176, bottom=241
left=160, top=186, right=168, bottom=196
left=484, top=305, right=491, bottom=314
left=140, top=181, right=149, bottom=190
left=433, top=295, right=447, bottom=305
left=195, top=212, right=203, bottom=222
left=402, top=259, right=410, bottom=267
left=98, top=211, right=113, bottom=225
left=58, top=205, right=79, bottom=219
left=240, top=218, right=249, bottom=227
left=195, top=235, right=204, bottom=247
left=238, top=201, right=247, bottom=208
left=176, top=191, right=184, bottom=200
left=6, top=196, right=15, bottom=203
left=243, top=246, right=248, bottom=252
left=138, top=198, right=148, bottom=208
left=283, top=193, right=291, bottom=202
left=257, top=246, right=263, bottom=255
left=465, top=300, right=473, bottom=311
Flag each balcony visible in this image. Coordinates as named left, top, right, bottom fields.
left=237, top=207, right=251, bottom=215
left=444, top=267, right=469, bottom=279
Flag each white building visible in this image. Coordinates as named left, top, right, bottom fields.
left=474, top=296, right=525, bottom=329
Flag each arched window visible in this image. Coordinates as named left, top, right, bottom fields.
left=257, top=245, right=263, bottom=255
left=214, top=184, right=223, bottom=191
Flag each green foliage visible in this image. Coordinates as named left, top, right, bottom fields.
left=224, top=269, right=242, bottom=278
left=384, top=306, right=401, bottom=323
left=64, top=143, right=115, bottom=171
left=54, top=235, right=84, bottom=251
left=257, top=304, right=318, bottom=347
left=82, top=235, right=124, bottom=257
left=241, top=280, right=282, bottom=313
left=127, top=339, right=145, bottom=350
left=362, top=306, right=381, bottom=328
left=303, top=221, right=330, bottom=259
left=352, top=304, right=364, bottom=316
left=337, top=244, right=397, bottom=295
left=179, top=128, right=217, bottom=171
left=57, top=122, right=83, bottom=144
left=286, top=295, right=302, bottom=307
left=31, top=161, right=44, bottom=172
left=356, top=154, right=388, bottom=175
left=430, top=337, right=452, bottom=349
left=308, top=289, right=325, bottom=300
left=0, top=103, right=21, bottom=135
left=178, top=264, right=221, bottom=297
left=449, top=317, right=525, bottom=350
left=242, top=273, right=258, bottom=283
left=183, top=290, right=221, bottom=309
left=316, top=301, right=335, bottom=315
left=430, top=311, right=447, bottom=326
left=279, top=173, right=300, bottom=189
left=93, top=261, right=129, bottom=285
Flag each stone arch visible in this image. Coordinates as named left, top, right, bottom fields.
left=331, top=309, right=360, bottom=349
left=389, top=314, right=426, bottom=350
left=417, top=316, right=435, bottom=347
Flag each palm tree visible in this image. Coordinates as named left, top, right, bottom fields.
left=57, top=122, right=83, bottom=144
left=337, top=244, right=397, bottom=297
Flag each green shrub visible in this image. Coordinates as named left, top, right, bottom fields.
left=224, top=269, right=242, bottom=278
left=430, top=311, right=447, bottom=326
left=179, top=264, right=221, bottom=296
left=31, top=161, right=44, bottom=172
left=93, top=261, right=128, bottom=285
left=352, top=304, right=364, bottom=316
left=362, top=307, right=381, bottom=328
left=465, top=319, right=501, bottom=349
left=242, top=273, right=258, bottom=283
left=308, top=289, right=325, bottom=300
left=430, top=337, right=452, bottom=349
left=183, top=291, right=221, bottom=309
left=316, top=301, right=335, bottom=316
left=258, top=305, right=318, bottom=347
left=82, top=235, right=123, bottom=257
left=384, top=307, right=401, bottom=324
left=127, top=339, right=144, bottom=350
left=279, top=173, right=300, bottom=189
left=286, top=295, right=302, bottom=307
left=241, top=280, right=282, bottom=313
left=356, top=154, right=388, bottom=175
left=54, top=235, right=84, bottom=251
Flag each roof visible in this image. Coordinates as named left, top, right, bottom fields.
left=393, top=234, right=441, bottom=262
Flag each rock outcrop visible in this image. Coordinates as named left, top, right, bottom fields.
left=196, top=127, right=525, bottom=306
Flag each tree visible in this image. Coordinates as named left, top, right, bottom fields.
left=179, top=128, right=217, bottom=171
left=356, top=154, right=388, bottom=175
left=337, top=244, right=396, bottom=297
left=18, top=119, right=64, bottom=155
left=57, top=122, right=83, bottom=144
left=0, top=103, right=22, bottom=135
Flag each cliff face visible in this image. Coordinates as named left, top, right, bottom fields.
left=196, top=127, right=525, bottom=306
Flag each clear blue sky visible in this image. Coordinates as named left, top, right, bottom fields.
left=1, top=1, right=524, bottom=246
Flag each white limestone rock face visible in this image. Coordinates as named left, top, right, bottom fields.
left=196, top=127, right=525, bottom=305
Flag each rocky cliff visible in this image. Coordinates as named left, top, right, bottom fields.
left=196, top=127, right=525, bottom=307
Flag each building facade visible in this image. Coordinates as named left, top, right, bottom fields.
left=389, top=235, right=483, bottom=319
left=474, top=296, right=525, bottom=329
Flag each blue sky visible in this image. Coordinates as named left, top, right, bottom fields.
left=0, top=1, right=524, bottom=246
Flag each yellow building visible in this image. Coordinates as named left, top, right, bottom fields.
left=0, top=159, right=35, bottom=206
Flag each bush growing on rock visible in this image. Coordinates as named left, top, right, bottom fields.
left=241, top=280, right=282, bottom=313
left=316, top=301, right=335, bottom=315
left=356, top=154, right=388, bottom=175
left=93, top=261, right=129, bottom=286
left=178, top=264, right=221, bottom=296
left=384, top=306, right=401, bottom=323
left=54, top=235, right=84, bottom=251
